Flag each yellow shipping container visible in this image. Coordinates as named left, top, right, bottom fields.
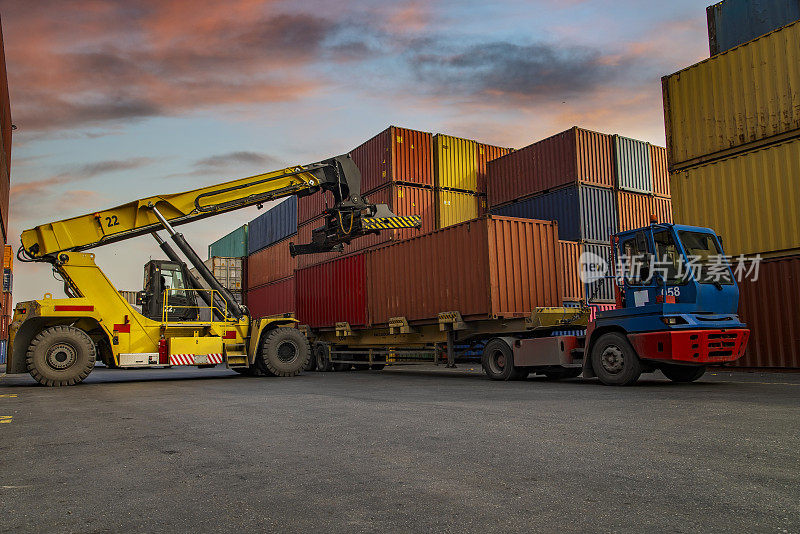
left=435, top=189, right=480, bottom=229
left=671, top=138, right=800, bottom=257
left=2, top=244, right=11, bottom=270
left=434, top=134, right=477, bottom=192
left=662, top=20, right=800, bottom=169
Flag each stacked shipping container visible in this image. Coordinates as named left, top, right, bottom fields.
left=663, top=12, right=800, bottom=368
left=487, top=127, right=672, bottom=303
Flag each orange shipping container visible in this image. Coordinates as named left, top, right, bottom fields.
left=617, top=191, right=653, bottom=232
left=651, top=196, right=673, bottom=225
left=560, top=241, right=583, bottom=301
left=649, top=145, right=670, bottom=198
left=476, top=143, right=512, bottom=195
left=351, top=126, right=434, bottom=194
left=2, top=244, right=11, bottom=270
left=367, top=216, right=563, bottom=326
left=246, top=238, right=296, bottom=289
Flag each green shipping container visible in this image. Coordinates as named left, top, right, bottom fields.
left=208, top=224, right=248, bottom=259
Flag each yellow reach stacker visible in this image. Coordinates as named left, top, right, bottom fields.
left=7, top=155, right=420, bottom=386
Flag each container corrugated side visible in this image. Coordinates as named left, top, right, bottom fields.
left=208, top=225, right=248, bottom=259
left=491, top=184, right=617, bottom=243
left=583, top=243, right=615, bottom=302
left=614, top=136, right=653, bottom=193
left=651, top=196, right=673, bottom=225
left=0, top=21, right=10, bottom=179
left=351, top=126, right=434, bottom=194
left=476, top=143, right=512, bottom=195
left=434, top=134, right=477, bottom=192
left=734, top=254, right=800, bottom=368
left=707, top=0, right=800, bottom=55
left=560, top=241, right=584, bottom=301
left=487, top=127, right=614, bottom=208
left=295, top=183, right=435, bottom=269
left=298, top=189, right=334, bottom=225
left=435, top=189, right=479, bottom=229
left=663, top=20, right=800, bottom=167
left=617, top=191, right=653, bottom=232
left=246, top=238, right=296, bottom=288
left=649, top=145, right=670, bottom=197
left=296, top=254, right=368, bottom=328
left=248, top=197, right=297, bottom=254
left=671, top=138, right=800, bottom=257
left=366, top=216, right=562, bottom=326
left=246, top=277, right=295, bottom=319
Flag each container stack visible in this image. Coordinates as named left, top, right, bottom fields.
left=487, top=127, right=672, bottom=304
left=0, top=245, right=12, bottom=364
left=662, top=6, right=800, bottom=368
left=199, top=225, right=248, bottom=306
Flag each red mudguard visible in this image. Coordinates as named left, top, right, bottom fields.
left=627, top=329, right=750, bottom=364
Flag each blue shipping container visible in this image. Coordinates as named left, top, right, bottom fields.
left=708, top=0, right=800, bottom=55
left=491, top=184, right=618, bottom=243
left=583, top=243, right=615, bottom=303
left=208, top=225, right=248, bottom=259
left=614, top=135, right=652, bottom=194
left=248, top=197, right=298, bottom=255
left=0, top=339, right=6, bottom=365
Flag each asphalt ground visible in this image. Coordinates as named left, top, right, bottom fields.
left=0, top=365, right=798, bottom=533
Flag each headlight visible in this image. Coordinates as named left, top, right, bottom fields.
left=661, top=316, right=687, bottom=326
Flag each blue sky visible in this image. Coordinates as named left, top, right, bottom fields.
left=2, top=0, right=712, bottom=302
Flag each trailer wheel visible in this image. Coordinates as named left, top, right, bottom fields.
left=256, top=327, right=310, bottom=377
left=26, top=326, right=96, bottom=386
left=590, top=332, right=641, bottom=386
left=313, top=343, right=331, bottom=372
left=482, top=339, right=522, bottom=381
left=661, top=364, right=706, bottom=383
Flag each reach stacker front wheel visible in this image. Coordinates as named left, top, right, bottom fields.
left=255, top=327, right=310, bottom=377
left=26, top=326, right=96, bottom=386
left=590, top=332, right=642, bottom=386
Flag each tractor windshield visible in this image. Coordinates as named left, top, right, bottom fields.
left=677, top=231, right=734, bottom=285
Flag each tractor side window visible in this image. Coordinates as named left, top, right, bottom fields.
left=619, top=231, right=652, bottom=286
left=652, top=230, right=686, bottom=285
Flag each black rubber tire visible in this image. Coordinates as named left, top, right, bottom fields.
left=661, top=364, right=706, bottom=383
left=590, top=332, right=642, bottom=386
left=482, top=339, right=519, bottom=381
left=332, top=362, right=352, bottom=372
left=26, top=326, right=96, bottom=387
left=314, top=343, right=332, bottom=372
left=304, top=350, right=317, bottom=372
left=370, top=364, right=386, bottom=371
left=542, top=368, right=583, bottom=380
left=255, top=327, right=310, bottom=377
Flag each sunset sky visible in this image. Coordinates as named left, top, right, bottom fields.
left=3, top=0, right=711, bottom=302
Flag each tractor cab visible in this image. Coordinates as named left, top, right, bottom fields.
left=140, top=260, right=199, bottom=322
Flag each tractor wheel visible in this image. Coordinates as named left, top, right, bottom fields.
left=26, top=326, right=96, bottom=386
left=313, top=343, right=332, bottom=372
left=482, top=339, right=523, bottom=381
left=590, top=332, right=642, bottom=386
left=255, top=328, right=310, bottom=377
left=661, top=364, right=706, bottom=383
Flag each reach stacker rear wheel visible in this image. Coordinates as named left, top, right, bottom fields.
left=590, top=332, right=642, bottom=386
left=255, top=327, right=310, bottom=377
left=26, top=326, right=96, bottom=386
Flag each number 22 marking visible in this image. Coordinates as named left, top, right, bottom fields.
left=105, top=215, right=119, bottom=228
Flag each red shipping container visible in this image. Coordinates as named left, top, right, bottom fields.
left=649, top=144, right=670, bottom=198
left=476, top=143, right=512, bottom=195
left=367, top=216, right=563, bottom=326
left=295, top=183, right=435, bottom=269
left=733, top=255, right=800, bottom=368
left=351, top=126, right=434, bottom=194
left=560, top=241, right=583, bottom=301
left=487, top=127, right=615, bottom=208
left=246, top=277, right=295, bottom=319
left=296, top=253, right=368, bottom=328
left=298, top=189, right=335, bottom=225
left=617, top=191, right=653, bottom=232
left=651, top=196, right=673, bottom=225
left=246, top=238, right=296, bottom=289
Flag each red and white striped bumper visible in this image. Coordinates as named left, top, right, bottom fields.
left=169, top=353, right=224, bottom=366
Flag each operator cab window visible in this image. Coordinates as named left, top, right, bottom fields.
left=161, top=267, right=189, bottom=297
left=619, top=231, right=652, bottom=286
left=652, top=229, right=686, bottom=285
left=678, top=231, right=734, bottom=285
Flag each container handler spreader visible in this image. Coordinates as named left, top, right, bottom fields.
left=7, top=154, right=421, bottom=386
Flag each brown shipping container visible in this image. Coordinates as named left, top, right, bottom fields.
left=246, top=238, right=296, bottom=288
left=560, top=241, right=584, bottom=301
left=651, top=196, right=673, bottom=225
left=617, top=191, right=653, bottom=233
left=246, top=277, right=295, bottom=319
left=649, top=145, right=670, bottom=198
left=477, top=143, right=512, bottom=195
left=367, top=216, right=563, bottom=325
left=298, top=189, right=334, bottom=225
left=734, top=255, right=800, bottom=368
left=487, top=127, right=615, bottom=208
left=295, top=183, right=435, bottom=269
left=296, top=254, right=368, bottom=328
left=0, top=19, right=10, bottom=172
left=351, top=126, right=434, bottom=194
